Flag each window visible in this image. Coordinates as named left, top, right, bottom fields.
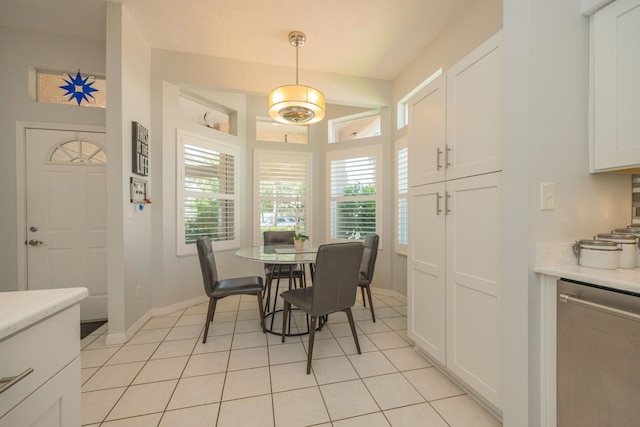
left=256, top=117, right=309, bottom=144
left=397, top=68, right=442, bottom=129
left=36, top=70, right=107, bottom=108
left=327, top=146, right=382, bottom=241
left=395, top=137, right=408, bottom=254
left=177, top=131, right=238, bottom=255
left=254, top=151, right=311, bottom=244
left=49, top=140, right=106, bottom=164
left=328, top=111, right=381, bottom=144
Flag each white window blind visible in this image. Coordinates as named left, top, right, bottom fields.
left=396, top=138, right=408, bottom=254
left=254, top=151, right=311, bottom=244
left=327, top=146, right=381, bottom=241
left=177, top=131, right=238, bottom=255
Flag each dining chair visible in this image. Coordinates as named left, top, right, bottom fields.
left=263, top=231, right=305, bottom=326
left=359, top=233, right=380, bottom=322
left=196, top=237, right=265, bottom=343
left=280, top=242, right=364, bottom=374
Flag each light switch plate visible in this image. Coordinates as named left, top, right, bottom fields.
left=540, top=182, right=555, bottom=210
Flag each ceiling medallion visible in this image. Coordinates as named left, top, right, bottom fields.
left=268, top=32, right=326, bottom=125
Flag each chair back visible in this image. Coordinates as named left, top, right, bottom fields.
left=311, top=242, right=364, bottom=316
left=196, top=237, right=219, bottom=296
left=360, top=234, right=380, bottom=283
left=264, top=230, right=295, bottom=246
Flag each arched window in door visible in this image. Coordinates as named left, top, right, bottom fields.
left=49, top=139, right=107, bottom=164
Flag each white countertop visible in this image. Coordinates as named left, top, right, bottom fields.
left=0, top=287, right=88, bottom=341
left=535, top=242, right=640, bottom=294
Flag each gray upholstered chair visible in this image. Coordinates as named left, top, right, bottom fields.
left=196, top=237, right=265, bottom=343
left=263, top=231, right=305, bottom=322
left=358, top=233, right=380, bottom=322
left=280, top=242, right=364, bottom=374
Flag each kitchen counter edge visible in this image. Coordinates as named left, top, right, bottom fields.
left=535, top=265, right=640, bottom=295
left=0, top=288, right=88, bottom=341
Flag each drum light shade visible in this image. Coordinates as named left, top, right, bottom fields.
left=268, top=32, right=325, bottom=125
left=268, top=84, right=325, bottom=124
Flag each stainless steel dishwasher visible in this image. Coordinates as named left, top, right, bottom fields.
left=557, top=279, right=640, bottom=427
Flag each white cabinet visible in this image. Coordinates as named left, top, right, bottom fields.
left=408, top=174, right=502, bottom=409
left=408, top=182, right=446, bottom=363
left=590, top=0, right=640, bottom=171
left=408, top=32, right=502, bottom=187
left=0, top=292, right=84, bottom=427
left=407, top=31, right=503, bottom=411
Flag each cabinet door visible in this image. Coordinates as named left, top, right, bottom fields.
left=407, top=182, right=447, bottom=364
left=408, top=75, right=446, bottom=187
left=445, top=173, right=502, bottom=409
left=592, top=0, right=640, bottom=171
left=446, top=32, right=502, bottom=181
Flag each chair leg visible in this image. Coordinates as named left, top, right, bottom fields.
left=365, top=284, right=376, bottom=322
left=281, top=300, right=290, bottom=343
left=256, top=292, right=266, bottom=333
left=361, top=286, right=366, bottom=307
left=306, top=316, right=317, bottom=374
left=203, top=297, right=217, bottom=344
left=345, top=308, right=361, bottom=354
left=270, top=270, right=283, bottom=331
left=263, top=272, right=273, bottom=314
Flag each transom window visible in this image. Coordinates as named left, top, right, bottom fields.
left=36, top=70, right=106, bottom=108
left=49, top=140, right=106, bottom=164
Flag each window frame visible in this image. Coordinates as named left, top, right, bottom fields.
left=397, top=68, right=443, bottom=130
left=328, top=110, right=381, bottom=144
left=253, top=150, right=313, bottom=245
left=176, top=130, right=239, bottom=256
left=395, top=137, right=408, bottom=255
left=326, top=145, right=383, bottom=244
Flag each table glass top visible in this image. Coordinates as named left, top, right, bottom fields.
left=235, top=245, right=318, bottom=264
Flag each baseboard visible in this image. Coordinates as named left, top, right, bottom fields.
left=370, top=286, right=407, bottom=304
left=151, top=295, right=209, bottom=317
left=105, top=295, right=208, bottom=345
left=413, top=345, right=503, bottom=422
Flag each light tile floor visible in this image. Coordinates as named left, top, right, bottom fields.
left=80, top=289, right=502, bottom=426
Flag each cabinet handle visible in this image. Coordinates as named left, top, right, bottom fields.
left=0, top=368, right=34, bottom=394
left=445, top=145, right=452, bottom=168
left=445, top=191, right=451, bottom=214
left=436, top=147, right=443, bottom=170
left=436, top=192, right=442, bottom=215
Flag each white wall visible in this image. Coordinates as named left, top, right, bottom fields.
left=106, top=2, right=153, bottom=337
left=502, top=0, right=631, bottom=424
left=390, top=0, right=504, bottom=297
left=0, top=27, right=105, bottom=290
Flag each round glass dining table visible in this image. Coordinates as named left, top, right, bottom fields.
left=235, top=245, right=318, bottom=335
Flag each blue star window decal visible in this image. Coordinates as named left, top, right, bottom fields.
left=59, top=71, right=99, bottom=106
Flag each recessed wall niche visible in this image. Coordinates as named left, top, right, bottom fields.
left=178, top=91, right=237, bottom=136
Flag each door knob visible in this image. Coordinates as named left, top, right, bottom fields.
left=28, top=239, right=44, bottom=247
left=29, top=226, right=38, bottom=232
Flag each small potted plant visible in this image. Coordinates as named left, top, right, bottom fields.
left=293, top=233, right=307, bottom=251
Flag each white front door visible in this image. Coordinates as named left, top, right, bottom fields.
left=26, top=129, right=108, bottom=321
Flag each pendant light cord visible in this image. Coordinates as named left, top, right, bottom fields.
left=295, top=43, right=299, bottom=85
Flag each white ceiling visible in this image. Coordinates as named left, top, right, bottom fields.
left=0, top=0, right=473, bottom=80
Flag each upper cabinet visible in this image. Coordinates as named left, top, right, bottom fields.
left=590, top=0, right=640, bottom=172
left=408, top=32, right=502, bottom=186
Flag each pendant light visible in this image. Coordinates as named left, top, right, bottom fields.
left=268, top=31, right=325, bottom=125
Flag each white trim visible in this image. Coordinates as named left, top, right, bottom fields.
left=105, top=294, right=209, bottom=345
left=580, top=0, right=616, bottom=15
left=328, top=109, right=381, bottom=144
left=15, top=121, right=106, bottom=291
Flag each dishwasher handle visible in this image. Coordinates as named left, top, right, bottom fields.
left=559, top=293, right=640, bottom=323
